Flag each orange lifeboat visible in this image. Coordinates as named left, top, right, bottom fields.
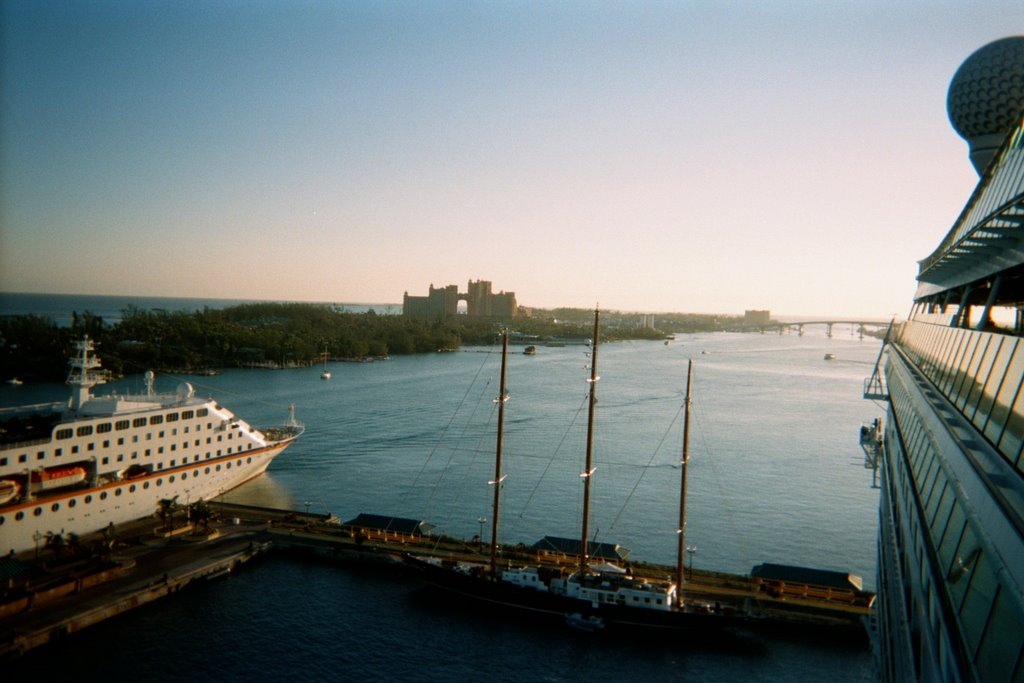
left=30, top=466, right=87, bottom=491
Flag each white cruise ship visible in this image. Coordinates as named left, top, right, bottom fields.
left=0, top=336, right=302, bottom=555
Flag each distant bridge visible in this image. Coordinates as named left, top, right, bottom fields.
left=729, top=320, right=891, bottom=339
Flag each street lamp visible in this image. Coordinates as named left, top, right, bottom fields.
left=685, top=544, right=698, bottom=578
left=477, top=516, right=486, bottom=549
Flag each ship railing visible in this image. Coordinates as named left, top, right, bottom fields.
left=0, top=401, right=65, bottom=417
left=0, top=436, right=53, bottom=451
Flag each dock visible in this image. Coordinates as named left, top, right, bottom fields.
left=1, top=503, right=874, bottom=659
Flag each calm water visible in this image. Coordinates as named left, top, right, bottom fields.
left=3, top=307, right=882, bottom=680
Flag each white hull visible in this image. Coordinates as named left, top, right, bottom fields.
left=0, top=441, right=290, bottom=555
left=0, top=336, right=302, bottom=555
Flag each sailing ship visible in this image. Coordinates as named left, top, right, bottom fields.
left=320, top=345, right=332, bottom=380
left=406, top=311, right=745, bottom=633
left=0, top=336, right=303, bottom=555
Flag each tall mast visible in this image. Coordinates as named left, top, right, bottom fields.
left=489, top=330, right=510, bottom=576
left=676, top=359, right=693, bottom=608
left=579, top=309, right=600, bottom=575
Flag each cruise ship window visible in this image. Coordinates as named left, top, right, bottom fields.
left=973, top=339, right=1015, bottom=431
left=937, top=504, right=966, bottom=574
left=18, top=454, right=26, bottom=463
left=955, top=336, right=990, bottom=409
left=965, top=337, right=1004, bottom=418
left=71, top=446, right=79, bottom=454
left=984, top=340, right=1023, bottom=449
left=973, top=587, right=1024, bottom=678
left=36, top=452, right=44, bottom=460
left=947, top=528, right=980, bottom=610
left=999, top=388, right=1024, bottom=466
left=102, top=457, right=109, bottom=464
left=117, top=438, right=124, bottom=445
left=958, top=555, right=999, bottom=658
left=0, top=458, right=5, bottom=466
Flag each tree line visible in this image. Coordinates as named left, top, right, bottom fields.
left=0, top=302, right=739, bottom=382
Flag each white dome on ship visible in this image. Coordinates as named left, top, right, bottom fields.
left=947, top=36, right=1024, bottom=174
left=176, top=382, right=195, bottom=401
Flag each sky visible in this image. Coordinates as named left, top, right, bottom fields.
left=1, top=2, right=1021, bottom=319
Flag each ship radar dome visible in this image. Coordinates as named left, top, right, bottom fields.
left=946, top=36, right=1024, bottom=175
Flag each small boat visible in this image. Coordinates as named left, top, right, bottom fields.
left=523, top=345, right=537, bottom=356
left=565, top=612, right=604, bottom=632
left=320, top=345, right=332, bottom=379
left=30, top=465, right=87, bottom=492
left=6, top=378, right=23, bottom=385
left=824, top=353, right=836, bottom=361
left=0, top=479, right=20, bottom=505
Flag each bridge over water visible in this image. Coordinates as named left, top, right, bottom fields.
left=730, top=320, right=891, bottom=339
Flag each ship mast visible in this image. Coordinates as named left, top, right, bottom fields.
left=489, top=330, right=510, bottom=576
left=579, top=309, right=600, bottom=575
left=676, top=359, right=693, bottom=608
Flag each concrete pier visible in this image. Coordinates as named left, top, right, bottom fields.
left=1, top=503, right=874, bottom=659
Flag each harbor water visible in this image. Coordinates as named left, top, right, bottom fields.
left=3, top=318, right=882, bottom=680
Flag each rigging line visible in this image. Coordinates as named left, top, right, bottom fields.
left=160, top=372, right=286, bottom=410
left=691, top=393, right=754, bottom=553
left=419, top=373, right=494, bottom=523
left=606, top=401, right=684, bottom=535
left=505, top=391, right=590, bottom=537
left=432, top=398, right=500, bottom=532
left=410, top=342, right=496, bottom=495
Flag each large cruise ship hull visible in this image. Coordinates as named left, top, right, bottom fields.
left=0, top=440, right=291, bottom=555
left=1, top=336, right=302, bottom=556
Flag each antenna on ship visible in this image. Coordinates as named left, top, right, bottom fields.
left=67, top=335, right=107, bottom=413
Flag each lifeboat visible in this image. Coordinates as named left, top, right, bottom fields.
left=30, top=466, right=87, bottom=492
left=0, top=479, right=20, bottom=505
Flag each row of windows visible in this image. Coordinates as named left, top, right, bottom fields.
left=888, top=364, right=1024, bottom=680
left=53, top=408, right=211, bottom=440
left=1, top=428, right=244, bottom=468
left=896, top=320, right=1024, bottom=470
left=0, top=456, right=254, bottom=526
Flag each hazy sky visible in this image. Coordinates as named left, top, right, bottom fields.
left=1, top=2, right=1020, bottom=317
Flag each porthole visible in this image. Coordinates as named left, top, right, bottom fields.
left=115, top=488, right=122, bottom=496
left=156, top=478, right=163, bottom=486
left=247, top=457, right=252, bottom=464
left=204, top=467, right=210, bottom=474
left=143, top=482, right=150, bottom=489
left=15, top=511, right=24, bottom=521
left=69, top=499, right=77, bottom=508
left=51, top=503, right=60, bottom=512
left=129, top=485, right=136, bottom=493
left=0, top=516, right=4, bottom=525
left=169, top=475, right=176, bottom=483
left=85, top=495, right=93, bottom=504
left=33, top=507, right=42, bottom=517
left=100, top=492, right=107, bottom=500
left=182, top=473, right=188, bottom=480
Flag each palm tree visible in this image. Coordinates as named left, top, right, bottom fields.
left=44, top=530, right=65, bottom=563
left=189, top=499, right=213, bottom=534
left=157, top=496, right=180, bottom=533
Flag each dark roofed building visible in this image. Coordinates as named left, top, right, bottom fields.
left=531, top=535, right=630, bottom=562
left=344, top=513, right=434, bottom=536
left=751, top=562, right=863, bottom=591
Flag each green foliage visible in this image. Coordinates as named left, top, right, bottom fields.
left=1, top=303, right=741, bottom=378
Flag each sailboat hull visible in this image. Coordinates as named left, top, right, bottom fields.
left=405, top=555, right=750, bottom=637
